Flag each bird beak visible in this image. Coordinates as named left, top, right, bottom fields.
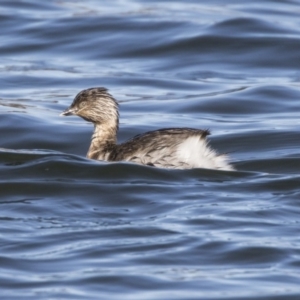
left=60, top=107, right=76, bottom=116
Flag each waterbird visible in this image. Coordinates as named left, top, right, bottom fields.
left=60, top=87, right=234, bottom=170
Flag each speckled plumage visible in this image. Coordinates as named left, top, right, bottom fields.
left=61, top=87, right=234, bottom=170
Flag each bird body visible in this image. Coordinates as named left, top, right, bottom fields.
left=61, top=87, right=233, bottom=171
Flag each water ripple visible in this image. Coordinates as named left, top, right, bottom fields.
left=1, top=0, right=300, bottom=299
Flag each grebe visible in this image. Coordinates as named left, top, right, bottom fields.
left=60, top=87, right=234, bottom=170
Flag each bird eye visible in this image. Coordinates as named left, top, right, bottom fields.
left=79, top=101, right=86, bottom=108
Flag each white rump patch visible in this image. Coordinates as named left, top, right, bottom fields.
left=176, top=136, right=233, bottom=171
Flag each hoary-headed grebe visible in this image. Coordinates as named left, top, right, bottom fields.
left=60, top=87, right=234, bottom=170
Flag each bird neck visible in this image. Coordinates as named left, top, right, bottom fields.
left=87, top=121, right=118, bottom=160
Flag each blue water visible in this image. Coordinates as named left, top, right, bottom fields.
left=1, top=1, right=300, bottom=299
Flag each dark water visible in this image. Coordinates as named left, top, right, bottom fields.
left=1, top=1, right=300, bottom=299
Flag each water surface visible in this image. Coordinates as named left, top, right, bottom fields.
left=1, top=1, right=300, bottom=299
